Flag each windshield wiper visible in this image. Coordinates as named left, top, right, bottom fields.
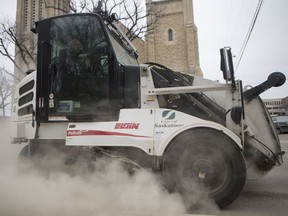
left=108, top=21, right=139, bottom=59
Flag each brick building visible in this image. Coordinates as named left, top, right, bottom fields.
left=143, top=0, right=202, bottom=76
left=263, top=98, right=287, bottom=116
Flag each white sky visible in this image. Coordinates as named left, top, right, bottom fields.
left=0, top=0, right=287, bottom=99
left=194, top=0, right=288, bottom=99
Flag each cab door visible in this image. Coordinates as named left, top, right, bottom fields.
left=35, top=14, right=118, bottom=122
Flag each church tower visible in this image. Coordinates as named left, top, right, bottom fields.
left=145, top=0, right=202, bottom=76
left=15, top=0, right=69, bottom=81
left=16, top=0, right=69, bottom=33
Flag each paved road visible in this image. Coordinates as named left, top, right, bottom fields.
left=222, top=134, right=288, bottom=216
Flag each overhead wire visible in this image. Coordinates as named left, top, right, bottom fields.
left=230, top=1, right=252, bottom=52
left=234, top=0, right=265, bottom=71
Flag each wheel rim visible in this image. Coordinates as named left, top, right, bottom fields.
left=178, top=149, right=230, bottom=195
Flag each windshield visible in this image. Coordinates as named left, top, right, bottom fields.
left=272, top=116, right=288, bottom=122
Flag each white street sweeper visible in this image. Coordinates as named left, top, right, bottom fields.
left=10, top=12, right=286, bottom=209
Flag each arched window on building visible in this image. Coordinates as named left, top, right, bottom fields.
left=168, top=28, right=173, bottom=41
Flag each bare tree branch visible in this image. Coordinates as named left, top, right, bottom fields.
left=1, top=66, right=20, bottom=82
left=97, top=0, right=163, bottom=41
left=0, top=19, right=37, bottom=81
left=0, top=68, right=12, bottom=116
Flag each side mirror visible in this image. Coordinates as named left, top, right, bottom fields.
left=220, top=47, right=235, bottom=87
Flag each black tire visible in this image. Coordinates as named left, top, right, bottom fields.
left=162, top=128, right=246, bottom=209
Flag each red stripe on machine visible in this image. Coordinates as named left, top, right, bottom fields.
left=67, top=130, right=150, bottom=138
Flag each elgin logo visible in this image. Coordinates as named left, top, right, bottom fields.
left=115, top=123, right=139, bottom=129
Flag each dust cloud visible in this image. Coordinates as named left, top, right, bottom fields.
left=0, top=118, right=218, bottom=215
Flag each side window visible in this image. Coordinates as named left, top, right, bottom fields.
left=18, top=80, right=35, bottom=116
left=47, top=15, right=111, bottom=121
